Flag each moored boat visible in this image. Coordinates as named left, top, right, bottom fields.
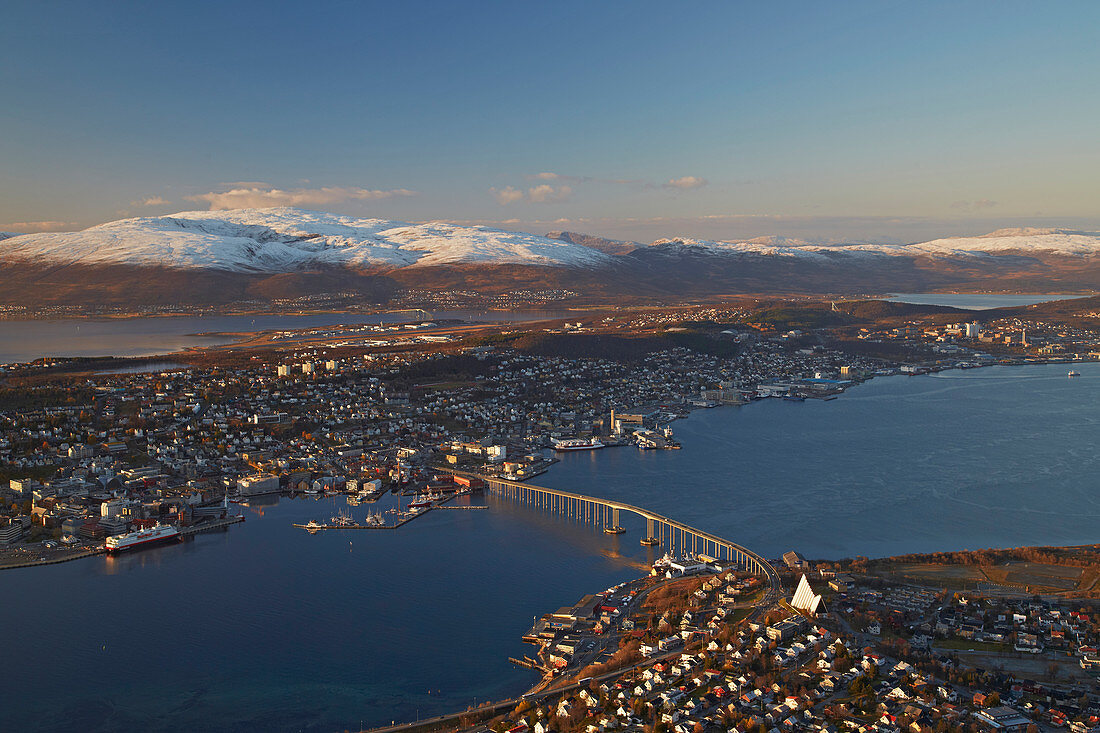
left=551, top=436, right=604, bottom=452
left=105, top=523, right=180, bottom=553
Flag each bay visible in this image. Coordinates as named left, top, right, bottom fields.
left=543, top=362, right=1100, bottom=560
left=886, top=292, right=1082, bottom=309
left=0, top=310, right=569, bottom=364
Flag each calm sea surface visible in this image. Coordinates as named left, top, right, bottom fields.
left=887, top=292, right=1082, bottom=309
left=5, top=362, right=1100, bottom=731
left=0, top=310, right=569, bottom=364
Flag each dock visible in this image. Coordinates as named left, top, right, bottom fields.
left=0, top=515, right=245, bottom=571
left=294, top=494, right=488, bottom=531
left=180, top=515, right=245, bottom=536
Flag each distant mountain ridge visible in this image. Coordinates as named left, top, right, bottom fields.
left=2, top=209, right=1100, bottom=307
left=545, top=231, right=640, bottom=255
left=0, top=208, right=614, bottom=272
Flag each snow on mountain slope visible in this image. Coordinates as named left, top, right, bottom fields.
left=3, top=210, right=1098, bottom=276
left=649, top=228, right=1100, bottom=260
left=900, top=229, right=1100, bottom=256
left=0, top=208, right=615, bottom=272
left=649, top=237, right=861, bottom=260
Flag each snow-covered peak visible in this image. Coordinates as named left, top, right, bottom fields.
left=0, top=208, right=615, bottom=272
left=649, top=237, right=839, bottom=260
left=903, top=229, right=1100, bottom=256
left=648, top=228, right=1100, bottom=260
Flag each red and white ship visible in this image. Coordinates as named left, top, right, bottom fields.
left=105, top=523, right=180, bottom=553
left=551, top=436, right=604, bottom=452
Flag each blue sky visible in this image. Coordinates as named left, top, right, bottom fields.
left=2, top=1, right=1098, bottom=242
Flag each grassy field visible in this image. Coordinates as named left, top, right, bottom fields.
left=872, top=560, right=1095, bottom=594
left=933, top=638, right=1010, bottom=653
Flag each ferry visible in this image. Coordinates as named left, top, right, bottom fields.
left=551, top=436, right=604, bottom=452
left=1068, top=370, right=1081, bottom=377
left=407, top=495, right=434, bottom=508
left=105, top=523, right=180, bottom=553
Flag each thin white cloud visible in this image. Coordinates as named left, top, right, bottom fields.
left=490, top=184, right=572, bottom=205
left=523, top=171, right=646, bottom=187
left=9, top=220, right=77, bottom=232
left=527, top=184, right=572, bottom=203
left=186, top=186, right=418, bottom=211
left=490, top=186, right=525, bottom=205
left=132, top=196, right=171, bottom=207
left=664, top=175, right=708, bottom=190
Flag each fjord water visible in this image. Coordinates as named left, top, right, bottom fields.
left=0, top=310, right=568, bottom=363
left=544, top=362, right=1100, bottom=560
left=4, top=494, right=644, bottom=733
left=886, top=292, right=1081, bottom=309
left=6, top=363, right=1100, bottom=732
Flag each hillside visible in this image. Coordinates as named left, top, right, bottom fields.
left=3, top=210, right=1100, bottom=308
left=0, top=208, right=614, bottom=272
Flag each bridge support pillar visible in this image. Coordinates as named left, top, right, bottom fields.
left=604, top=507, right=624, bottom=535
left=641, top=517, right=659, bottom=546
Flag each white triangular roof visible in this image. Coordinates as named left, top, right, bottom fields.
left=791, top=574, right=823, bottom=615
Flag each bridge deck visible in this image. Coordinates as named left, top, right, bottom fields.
left=447, top=470, right=780, bottom=587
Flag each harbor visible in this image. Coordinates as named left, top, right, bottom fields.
left=0, top=514, right=245, bottom=570
left=292, top=489, right=484, bottom=532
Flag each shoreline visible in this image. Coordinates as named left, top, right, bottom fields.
left=534, top=357, right=1100, bottom=564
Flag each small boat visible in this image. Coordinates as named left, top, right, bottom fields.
left=1068, top=370, right=1081, bottom=377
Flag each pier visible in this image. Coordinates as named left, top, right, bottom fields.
left=179, top=515, right=245, bottom=536
left=1, top=515, right=244, bottom=571
left=294, top=492, right=485, bottom=532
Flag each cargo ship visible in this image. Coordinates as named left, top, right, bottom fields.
left=104, top=523, right=180, bottom=553
left=551, top=436, right=604, bottom=452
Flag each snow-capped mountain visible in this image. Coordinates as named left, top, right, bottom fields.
left=2, top=209, right=1099, bottom=308
left=892, top=228, right=1100, bottom=257
left=647, top=228, right=1100, bottom=260
left=0, top=208, right=614, bottom=272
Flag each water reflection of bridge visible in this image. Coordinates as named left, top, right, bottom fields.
left=450, top=472, right=780, bottom=585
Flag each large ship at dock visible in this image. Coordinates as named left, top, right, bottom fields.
left=551, top=436, right=605, bottom=452
left=104, top=523, right=180, bottom=553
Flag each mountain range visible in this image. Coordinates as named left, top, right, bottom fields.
left=2, top=208, right=1100, bottom=307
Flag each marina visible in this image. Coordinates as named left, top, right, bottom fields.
left=293, top=491, right=481, bottom=531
